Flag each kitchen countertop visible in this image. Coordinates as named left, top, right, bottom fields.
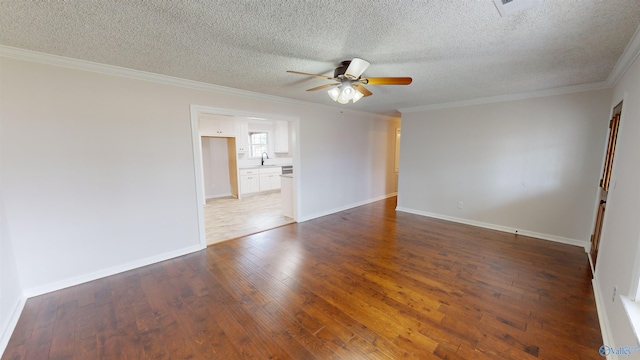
left=240, top=165, right=282, bottom=170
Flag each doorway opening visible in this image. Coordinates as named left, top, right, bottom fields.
left=590, top=100, right=623, bottom=271
left=190, top=105, right=300, bottom=247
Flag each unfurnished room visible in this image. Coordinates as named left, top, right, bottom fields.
left=1, top=1, right=640, bottom=359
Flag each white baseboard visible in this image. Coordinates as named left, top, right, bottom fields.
left=299, top=193, right=397, bottom=223
left=593, top=279, right=618, bottom=360
left=0, top=295, right=27, bottom=357
left=395, top=207, right=588, bottom=249
left=24, top=244, right=204, bottom=298
left=205, top=193, right=233, bottom=200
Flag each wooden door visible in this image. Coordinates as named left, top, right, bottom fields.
left=590, top=201, right=606, bottom=267
left=599, top=113, right=621, bottom=191
left=590, top=101, right=622, bottom=270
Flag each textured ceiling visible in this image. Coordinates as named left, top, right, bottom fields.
left=1, top=1, right=639, bottom=115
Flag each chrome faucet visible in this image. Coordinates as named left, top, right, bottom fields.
left=261, top=152, right=269, bottom=166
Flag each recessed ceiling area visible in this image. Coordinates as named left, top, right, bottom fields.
left=1, top=1, right=639, bottom=115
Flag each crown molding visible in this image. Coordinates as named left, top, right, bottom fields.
left=0, top=45, right=397, bottom=120
left=0, top=45, right=310, bottom=104
left=399, top=81, right=611, bottom=113
left=606, top=23, right=640, bottom=87
left=0, top=45, right=395, bottom=121
left=400, top=23, right=640, bottom=114
left=5, top=31, right=638, bottom=119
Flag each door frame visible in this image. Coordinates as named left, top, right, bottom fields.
left=189, top=105, right=301, bottom=248
left=589, top=99, right=624, bottom=272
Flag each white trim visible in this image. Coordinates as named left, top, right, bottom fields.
left=607, top=23, right=640, bottom=87
left=632, top=238, right=640, bottom=302
left=205, top=193, right=234, bottom=200
left=399, top=23, right=640, bottom=114
left=399, top=82, right=610, bottom=113
left=0, top=46, right=302, bottom=106
left=0, top=295, right=27, bottom=357
left=292, top=119, right=301, bottom=222
left=190, top=106, right=207, bottom=247
left=2, top=22, right=639, bottom=119
left=395, top=207, right=588, bottom=249
left=23, top=244, right=202, bottom=298
left=299, top=193, right=397, bottom=223
left=621, top=296, right=640, bottom=344
left=0, top=45, right=391, bottom=121
left=593, top=279, right=618, bottom=360
left=192, top=105, right=299, bottom=124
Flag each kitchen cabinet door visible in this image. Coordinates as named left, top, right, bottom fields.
left=240, top=175, right=259, bottom=194
left=200, top=115, right=236, bottom=137
left=217, top=118, right=236, bottom=137
left=259, top=173, right=281, bottom=191
left=236, top=121, right=249, bottom=153
left=274, top=120, right=289, bottom=153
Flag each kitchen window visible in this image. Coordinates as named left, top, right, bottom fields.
left=249, top=132, right=268, bottom=158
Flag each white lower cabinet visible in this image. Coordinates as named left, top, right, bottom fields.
left=239, top=168, right=260, bottom=194
left=259, top=173, right=281, bottom=191
left=240, top=175, right=260, bottom=194
left=239, top=167, right=281, bottom=195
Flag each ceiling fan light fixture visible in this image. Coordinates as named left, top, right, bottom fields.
left=352, top=91, right=364, bottom=103
left=327, top=87, right=340, bottom=101
left=337, top=85, right=355, bottom=103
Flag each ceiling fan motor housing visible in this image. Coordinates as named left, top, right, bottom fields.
left=333, top=61, right=351, bottom=79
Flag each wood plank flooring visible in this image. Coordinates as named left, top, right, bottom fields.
left=205, top=192, right=294, bottom=245
left=2, top=197, right=602, bottom=359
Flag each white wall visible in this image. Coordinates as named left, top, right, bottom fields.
left=1, top=58, right=204, bottom=296
left=201, top=137, right=232, bottom=198
left=398, top=89, right=612, bottom=245
left=299, top=111, right=400, bottom=219
left=594, top=50, right=640, bottom=353
left=0, top=56, right=397, bottom=295
left=0, top=189, right=24, bottom=355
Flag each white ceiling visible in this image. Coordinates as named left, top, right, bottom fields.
left=1, top=1, right=639, bottom=115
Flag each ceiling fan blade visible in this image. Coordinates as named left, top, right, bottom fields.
left=306, top=83, right=340, bottom=91
left=344, top=58, right=370, bottom=80
left=352, top=84, right=372, bottom=97
left=287, top=70, right=334, bottom=80
left=361, top=77, right=413, bottom=85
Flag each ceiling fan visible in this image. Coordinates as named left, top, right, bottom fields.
left=287, top=58, right=412, bottom=104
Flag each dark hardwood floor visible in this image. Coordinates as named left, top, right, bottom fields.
left=3, top=197, right=602, bottom=359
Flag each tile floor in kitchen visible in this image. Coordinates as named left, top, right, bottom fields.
left=204, top=191, right=295, bottom=245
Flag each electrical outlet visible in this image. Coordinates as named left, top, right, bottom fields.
left=612, top=286, right=617, bottom=302
left=457, top=201, right=464, bottom=209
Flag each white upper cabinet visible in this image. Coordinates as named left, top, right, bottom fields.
left=217, top=119, right=236, bottom=137
left=236, top=121, right=249, bottom=153
left=199, top=113, right=236, bottom=137
left=274, top=120, right=289, bottom=153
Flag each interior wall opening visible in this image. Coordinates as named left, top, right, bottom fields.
left=190, top=105, right=299, bottom=247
